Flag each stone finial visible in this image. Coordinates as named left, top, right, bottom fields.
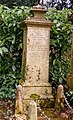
left=31, top=4, right=47, bottom=20
left=57, top=84, right=64, bottom=101
left=55, top=84, right=64, bottom=111
left=15, top=85, right=24, bottom=114
left=28, top=100, right=37, bottom=120
left=16, top=85, right=23, bottom=92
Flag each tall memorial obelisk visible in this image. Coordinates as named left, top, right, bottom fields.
left=21, top=4, right=53, bottom=104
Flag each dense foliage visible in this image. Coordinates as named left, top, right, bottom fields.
left=46, top=8, right=73, bottom=105
left=0, top=0, right=39, bottom=7
left=0, top=4, right=73, bottom=102
left=0, top=5, right=30, bottom=99
left=46, top=8, right=73, bottom=92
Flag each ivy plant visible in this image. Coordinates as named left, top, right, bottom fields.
left=46, top=8, right=73, bottom=94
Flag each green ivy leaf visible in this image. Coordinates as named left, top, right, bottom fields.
left=0, top=48, right=3, bottom=55
left=12, top=65, right=16, bottom=71
left=2, top=47, right=8, bottom=53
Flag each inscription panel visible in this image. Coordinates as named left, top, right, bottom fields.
left=26, top=26, right=50, bottom=83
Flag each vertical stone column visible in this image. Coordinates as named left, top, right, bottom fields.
left=21, top=5, right=53, bottom=105
left=67, top=32, right=73, bottom=90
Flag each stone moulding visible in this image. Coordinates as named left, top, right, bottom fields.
left=21, top=4, right=53, bottom=29
left=22, top=20, right=53, bottom=28
left=22, top=82, right=53, bottom=106
left=22, top=82, right=52, bottom=87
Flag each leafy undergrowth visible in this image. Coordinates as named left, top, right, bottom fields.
left=42, top=108, right=73, bottom=120
left=0, top=99, right=73, bottom=120
left=54, top=110, right=73, bottom=120
left=0, top=99, right=15, bottom=120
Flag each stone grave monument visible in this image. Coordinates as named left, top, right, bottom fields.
left=15, top=4, right=53, bottom=119
left=21, top=4, right=53, bottom=105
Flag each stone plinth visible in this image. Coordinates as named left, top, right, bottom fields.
left=21, top=5, right=53, bottom=106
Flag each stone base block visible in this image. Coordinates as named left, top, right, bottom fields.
left=22, top=82, right=54, bottom=107
left=67, top=73, right=73, bottom=90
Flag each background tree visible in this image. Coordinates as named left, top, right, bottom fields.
left=0, top=0, right=38, bottom=7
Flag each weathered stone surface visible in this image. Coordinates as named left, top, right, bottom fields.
left=21, top=5, right=53, bottom=104
left=15, top=85, right=24, bottom=114
left=25, top=27, right=50, bottom=84
left=55, top=85, right=64, bottom=111
left=28, top=100, right=37, bottom=120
